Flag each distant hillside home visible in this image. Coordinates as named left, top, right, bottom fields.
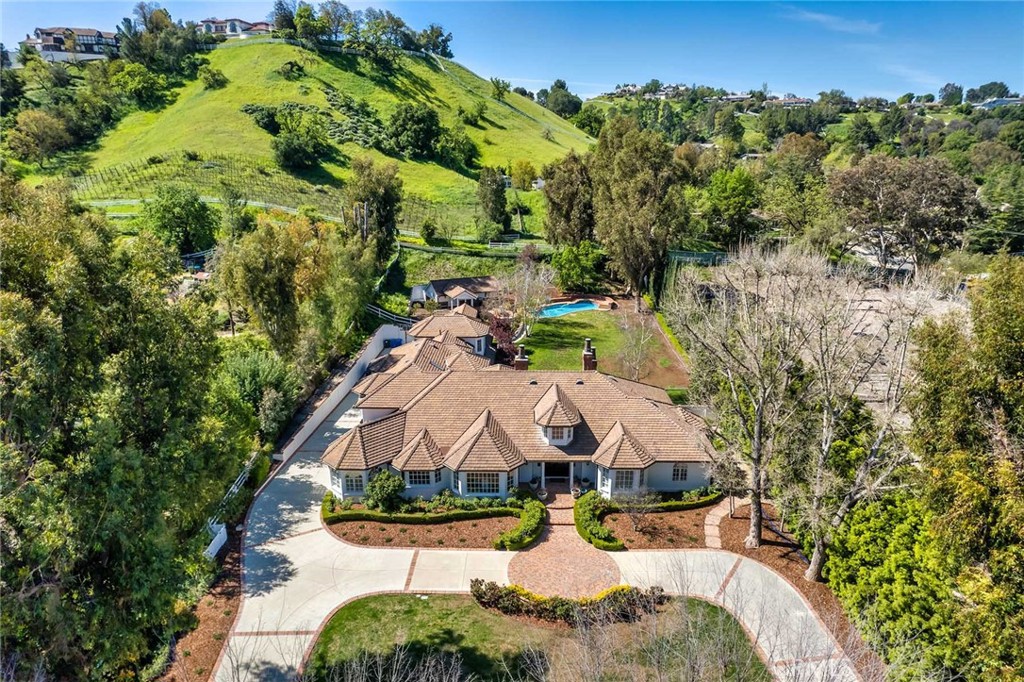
left=20, top=27, right=119, bottom=57
left=764, top=97, right=813, bottom=108
left=323, top=336, right=714, bottom=501
left=410, top=275, right=500, bottom=309
left=198, top=18, right=271, bottom=37
left=407, top=305, right=492, bottom=356
left=974, top=97, right=1023, bottom=110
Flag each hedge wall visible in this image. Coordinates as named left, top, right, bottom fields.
left=470, top=579, right=667, bottom=625
left=493, top=500, right=546, bottom=550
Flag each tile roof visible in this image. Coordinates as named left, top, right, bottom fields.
left=392, top=428, right=445, bottom=470
left=321, top=412, right=406, bottom=469
left=452, top=303, right=479, bottom=318
left=592, top=421, right=655, bottom=468
left=429, top=275, right=499, bottom=297
left=533, top=383, right=582, bottom=427
left=443, top=409, right=527, bottom=472
left=346, top=368, right=711, bottom=470
left=407, top=309, right=490, bottom=340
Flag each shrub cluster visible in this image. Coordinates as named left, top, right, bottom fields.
left=574, top=490, right=625, bottom=551
left=470, top=580, right=667, bottom=625
left=493, top=500, right=546, bottom=550
left=321, top=491, right=519, bottom=525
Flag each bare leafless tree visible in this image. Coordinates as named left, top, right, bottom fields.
left=783, top=254, right=937, bottom=581
left=666, top=246, right=812, bottom=548
left=496, top=259, right=555, bottom=337
left=617, top=314, right=657, bottom=381
left=614, top=491, right=660, bottom=532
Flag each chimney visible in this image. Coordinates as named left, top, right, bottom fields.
left=582, top=338, right=597, bottom=371
left=514, top=344, right=529, bottom=371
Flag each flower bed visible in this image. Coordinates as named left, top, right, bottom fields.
left=322, top=491, right=545, bottom=550
left=574, top=489, right=723, bottom=552
left=470, top=579, right=667, bottom=625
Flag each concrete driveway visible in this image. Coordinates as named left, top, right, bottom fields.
left=213, top=391, right=859, bottom=682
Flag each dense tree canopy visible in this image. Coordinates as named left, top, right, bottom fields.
left=591, top=117, right=686, bottom=311
left=542, top=150, right=595, bottom=246
left=0, top=179, right=253, bottom=679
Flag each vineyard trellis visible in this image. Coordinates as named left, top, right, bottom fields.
left=72, top=152, right=489, bottom=240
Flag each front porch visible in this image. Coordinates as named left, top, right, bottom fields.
left=518, top=460, right=597, bottom=491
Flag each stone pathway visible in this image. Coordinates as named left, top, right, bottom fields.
left=704, top=496, right=748, bottom=548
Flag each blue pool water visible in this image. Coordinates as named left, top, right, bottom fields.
left=538, top=300, right=600, bottom=318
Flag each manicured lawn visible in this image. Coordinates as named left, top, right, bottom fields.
left=305, top=594, right=562, bottom=679
left=523, top=308, right=689, bottom=388
left=306, top=594, right=771, bottom=681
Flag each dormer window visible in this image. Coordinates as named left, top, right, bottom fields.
left=545, top=426, right=573, bottom=445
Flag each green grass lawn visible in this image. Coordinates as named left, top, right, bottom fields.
left=306, top=594, right=770, bottom=681
left=523, top=309, right=689, bottom=388
left=74, top=42, right=591, bottom=208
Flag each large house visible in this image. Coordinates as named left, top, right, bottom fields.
left=198, top=18, right=272, bottom=37
left=406, top=305, right=492, bottom=356
left=322, top=325, right=714, bottom=502
left=20, top=27, right=119, bottom=57
left=410, top=275, right=499, bottom=309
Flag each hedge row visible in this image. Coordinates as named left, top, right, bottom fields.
left=322, top=492, right=519, bottom=525
left=470, top=579, right=667, bottom=625
left=493, top=500, right=546, bottom=550
left=573, top=490, right=723, bottom=551
left=574, top=491, right=625, bottom=551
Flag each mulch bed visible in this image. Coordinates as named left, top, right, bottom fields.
left=159, top=529, right=242, bottom=682
left=328, top=516, right=520, bottom=549
left=719, top=504, right=886, bottom=681
left=602, top=506, right=711, bottom=549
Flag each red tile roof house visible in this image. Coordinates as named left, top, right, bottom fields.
left=409, top=275, right=499, bottom=310
left=322, top=316, right=714, bottom=502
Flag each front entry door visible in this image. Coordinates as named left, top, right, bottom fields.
left=545, top=462, right=570, bottom=480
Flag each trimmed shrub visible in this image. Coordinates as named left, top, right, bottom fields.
left=574, top=490, right=624, bottom=551
left=321, top=492, right=519, bottom=525
left=363, top=470, right=406, bottom=512
left=470, top=579, right=666, bottom=625
left=494, top=500, right=546, bottom=550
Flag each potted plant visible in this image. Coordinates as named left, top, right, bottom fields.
left=571, top=486, right=582, bottom=499
left=537, top=488, right=548, bottom=501
left=529, top=476, right=539, bottom=490
left=581, top=477, right=591, bottom=488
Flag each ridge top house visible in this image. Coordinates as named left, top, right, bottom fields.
left=322, top=328, right=713, bottom=501
left=198, top=18, right=271, bottom=37
left=20, top=27, right=119, bottom=60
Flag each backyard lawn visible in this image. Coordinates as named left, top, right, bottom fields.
left=523, top=308, right=689, bottom=389
left=306, top=593, right=770, bottom=681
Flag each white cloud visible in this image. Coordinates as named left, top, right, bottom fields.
left=784, top=6, right=882, bottom=35
left=878, top=63, right=943, bottom=91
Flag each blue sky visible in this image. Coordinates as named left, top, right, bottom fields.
left=4, top=1, right=1022, bottom=100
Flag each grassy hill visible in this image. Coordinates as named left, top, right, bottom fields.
left=81, top=41, right=593, bottom=214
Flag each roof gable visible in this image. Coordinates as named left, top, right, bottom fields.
left=533, top=383, right=582, bottom=427
left=443, top=409, right=526, bottom=472
left=392, top=428, right=445, bottom=470
left=592, top=421, right=654, bottom=468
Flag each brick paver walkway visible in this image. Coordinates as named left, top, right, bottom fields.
left=508, top=525, right=621, bottom=598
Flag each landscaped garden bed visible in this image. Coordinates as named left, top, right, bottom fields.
left=322, top=488, right=546, bottom=550
left=574, top=488, right=722, bottom=551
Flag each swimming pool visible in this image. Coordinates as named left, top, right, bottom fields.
left=538, top=300, right=600, bottom=318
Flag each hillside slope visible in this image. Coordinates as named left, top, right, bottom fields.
left=89, top=41, right=593, bottom=206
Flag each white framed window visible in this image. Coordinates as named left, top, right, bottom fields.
left=614, top=470, right=634, bottom=491
left=466, top=472, right=500, bottom=494
left=434, top=469, right=443, bottom=483
left=550, top=426, right=565, bottom=440
left=407, top=471, right=431, bottom=486
left=344, top=473, right=365, bottom=493
left=672, top=463, right=688, bottom=481
left=639, top=468, right=647, bottom=487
